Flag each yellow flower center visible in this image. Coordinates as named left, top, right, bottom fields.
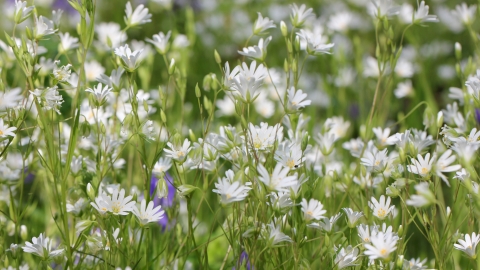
left=377, top=208, right=386, bottom=218
left=0, top=130, right=3, bottom=136
left=286, top=159, right=295, bottom=169
left=380, top=248, right=387, bottom=256
left=421, top=167, right=429, bottom=174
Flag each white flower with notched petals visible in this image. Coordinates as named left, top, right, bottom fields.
left=34, top=16, right=57, bottom=39
left=452, top=3, right=476, bottom=25
left=343, top=208, right=363, bottom=228
left=361, top=147, right=388, bottom=172
left=164, top=138, right=192, bottom=162
left=213, top=170, right=251, bottom=204
left=454, top=232, right=480, bottom=259
left=372, top=127, right=391, bottom=147
left=309, top=213, right=342, bottom=232
left=403, top=257, right=428, bottom=270
left=132, top=199, right=165, bottom=226
left=334, top=245, right=360, bottom=269
left=67, top=198, right=86, bottom=215
left=296, top=29, right=334, bottom=55
left=96, top=23, right=127, bottom=49
left=290, top=4, right=314, bottom=27
left=152, top=157, right=172, bottom=177
left=22, top=233, right=64, bottom=260
left=0, top=118, right=17, bottom=138
left=364, top=232, right=398, bottom=260
left=85, top=83, right=112, bottom=106
left=91, top=188, right=135, bottom=215
left=301, top=198, right=327, bottom=222
left=253, top=13, right=276, bottom=35
left=287, top=87, right=311, bottom=110
left=59, top=32, right=79, bottom=52
left=114, top=44, right=143, bottom=72
left=238, top=36, right=272, bottom=61
left=124, top=1, right=152, bottom=27
left=53, top=61, right=72, bottom=82
left=0, top=88, right=23, bottom=111
left=30, top=86, right=64, bottom=114
left=413, top=1, right=438, bottom=24
left=262, top=222, right=293, bottom=246
left=368, top=195, right=395, bottom=220
left=97, top=67, right=124, bottom=90
left=435, top=149, right=461, bottom=186
left=14, top=0, right=34, bottom=24
left=258, top=163, right=297, bottom=193
left=247, top=122, right=283, bottom=151
left=407, top=153, right=433, bottom=178
left=146, top=31, right=171, bottom=55
left=406, top=182, right=435, bottom=207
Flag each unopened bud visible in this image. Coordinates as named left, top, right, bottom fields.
left=283, top=59, right=289, bottom=73
left=156, top=178, right=169, bottom=199
left=195, top=83, right=201, bottom=98
left=189, top=129, right=196, bottom=142
left=20, top=225, right=27, bottom=241
left=455, top=42, right=462, bottom=60
left=214, top=49, right=222, bottom=64
left=280, top=21, right=288, bottom=37
left=178, top=184, right=197, bottom=197
left=143, top=99, right=149, bottom=112
left=86, top=183, right=96, bottom=201
left=160, top=109, right=167, bottom=123
left=446, top=206, right=451, bottom=218
left=168, top=58, right=176, bottom=75
left=437, top=111, right=443, bottom=128
left=294, top=36, right=300, bottom=52
left=301, top=133, right=309, bottom=152
left=287, top=39, right=293, bottom=53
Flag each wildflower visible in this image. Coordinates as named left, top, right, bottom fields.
left=247, top=122, right=283, bottom=151
left=413, top=1, right=438, bottom=24
left=452, top=3, right=476, bottom=25
left=238, top=36, right=272, bottom=61
left=34, top=16, right=57, bottom=39
left=213, top=170, right=252, bottom=204
left=85, top=83, right=112, bottom=107
left=152, top=157, right=172, bottom=177
left=124, top=1, right=152, bottom=27
left=22, top=233, right=64, bottom=260
left=257, top=163, right=297, bottom=192
left=164, top=138, right=192, bottom=163
left=454, top=232, right=480, bottom=259
left=334, top=245, right=360, bottom=269
left=325, top=116, right=351, bottom=140
left=0, top=88, right=23, bottom=111
left=262, top=222, right=293, bottom=246
left=146, top=31, right=171, bottom=55
left=53, top=61, right=72, bottom=82
left=275, top=141, right=304, bottom=169
left=226, top=61, right=267, bottom=103
left=364, top=232, right=398, bottom=260
left=435, top=149, right=461, bottom=185
left=403, top=257, right=428, bottom=269
left=90, top=188, right=135, bottom=215
left=394, top=80, right=414, bottom=99
left=268, top=192, right=293, bottom=211
left=0, top=118, right=17, bottom=138
left=342, top=138, right=364, bottom=157
left=301, top=198, right=327, bottom=222
left=287, top=87, right=311, bottom=110
left=14, top=0, right=34, bottom=24
left=361, top=147, right=389, bottom=172
left=253, top=13, right=276, bottom=35
left=132, top=199, right=165, bottom=226
left=369, top=0, right=400, bottom=18
left=296, top=29, right=334, bottom=55
left=58, top=32, right=79, bottom=52
left=66, top=198, right=86, bottom=215
left=406, top=182, right=435, bottom=207
left=369, top=195, right=395, bottom=220
left=373, top=127, right=391, bottom=147
left=407, top=153, right=434, bottom=178
left=309, top=213, right=342, bottom=232
left=343, top=208, right=363, bottom=228
left=97, top=67, right=124, bottom=90
left=315, top=132, right=336, bottom=156
left=30, top=86, right=64, bottom=114
left=357, top=224, right=374, bottom=243
left=114, top=44, right=143, bottom=72
left=290, top=4, right=314, bottom=27
left=96, top=22, right=127, bottom=49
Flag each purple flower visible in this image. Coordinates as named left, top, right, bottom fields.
left=475, top=108, right=480, bottom=124
left=233, top=251, right=253, bottom=270
left=150, top=172, right=176, bottom=229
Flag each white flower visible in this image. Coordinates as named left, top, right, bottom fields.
left=114, top=44, right=143, bottom=72
left=213, top=170, right=251, bottom=204
left=369, top=0, right=400, bottom=18
left=14, top=0, right=34, bottom=24
left=238, top=36, right=272, bottom=61
left=403, top=257, right=428, bottom=270
left=34, top=16, right=56, bottom=39
left=435, top=149, right=461, bottom=185
left=287, top=87, right=311, bottom=110
left=97, top=67, right=124, bottom=89
left=253, top=13, right=276, bottom=35
left=406, top=182, right=435, bottom=207
left=372, top=127, right=391, bottom=147
left=454, top=232, right=480, bottom=259
left=146, top=31, right=171, bottom=55
left=368, top=195, right=395, bottom=220
left=58, top=32, right=79, bottom=52
left=290, top=4, right=314, bottom=27
left=225, top=61, right=268, bottom=103
left=0, top=88, right=23, bottom=111
left=325, top=116, right=350, bottom=139
left=247, top=122, right=283, bottom=151
left=53, top=61, right=72, bottom=82
left=257, top=163, right=297, bottom=192
left=30, top=86, right=64, bottom=114
left=394, top=80, right=414, bottom=99
left=0, top=118, right=17, bottom=138
left=85, top=83, right=112, bottom=106
left=66, top=198, right=86, bottom=215
left=152, top=157, right=172, bottom=177
left=164, top=138, right=192, bottom=162
left=296, top=29, right=334, bottom=55
left=334, top=245, right=360, bottom=269
left=364, top=232, right=398, bottom=260
left=22, top=233, right=64, bottom=260
left=315, top=132, right=337, bottom=156
left=96, top=22, right=127, bottom=49
left=132, top=199, right=165, bottom=226
left=361, top=147, right=388, bottom=172
left=343, top=208, right=363, bottom=228
left=452, top=3, right=476, bottom=25
left=309, top=213, right=342, bottom=232
left=407, top=153, right=434, bottom=178
left=275, top=141, right=304, bottom=169
left=262, top=222, right=293, bottom=246
left=124, top=1, right=152, bottom=27
left=301, top=198, right=327, bottom=222
left=90, top=188, right=135, bottom=215
left=413, top=1, right=438, bottom=24
left=85, top=61, right=106, bottom=82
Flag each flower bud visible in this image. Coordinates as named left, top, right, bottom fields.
left=214, top=49, right=222, bottom=64
left=280, top=21, right=288, bottom=37
left=386, top=185, right=400, bottom=198
left=156, top=178, right=169, bottom=199
left=294, top=36, right=301, bottom=52
left=86, top=183, right=96, bottom=201
left=8, top=243, right=19, bottom=259
left=455, top=42, right=462, bottom=60
left=189, top=129, right=196, bottom=142
left=160, top=109, right=167, bottom=123
left=20, top=225, right=27, bottom=241
left=178, top=184, right=197, bottom=197
left=446, top=206, right=451, bottom=218
left=168, top=58, right=176, bottom=75
left=437, top=111, right=443, bottom=128
left=195, top=83, right=201, bottom=98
